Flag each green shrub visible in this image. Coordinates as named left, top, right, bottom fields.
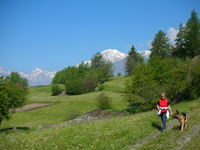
left=97, top=84, right=105, bottom=91
left=65, top=78, right=83, bottom=95
left=83, top=79, right=97, bottom=93
left=95, top=93, right=112, bottom=110
left=51, top=84, right=62, bottom=96
left=117, top=72, right=122, bottom=76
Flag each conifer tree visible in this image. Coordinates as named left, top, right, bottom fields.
left=173, top=23, right=186, bottom=58
left=184, top=9, right=200, bottom=58
left=126, top=45, right=144, bottom=76
left=150, top=30, right=171, bottom=58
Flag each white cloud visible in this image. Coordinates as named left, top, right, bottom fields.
left=0, top=66, right=2, bottom=71
left=167, top=27, right=178, bottom=44
left=147, top=40, right=152, bottom=49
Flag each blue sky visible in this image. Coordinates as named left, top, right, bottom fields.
left=0, top=0, right=200, bottom=73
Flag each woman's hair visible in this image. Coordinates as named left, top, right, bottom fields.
left=161, top=93, right=166, bottom=98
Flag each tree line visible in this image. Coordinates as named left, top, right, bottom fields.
left=124, top=9, right=200, bottom=113
left=51, top=52, right=113, bottom=95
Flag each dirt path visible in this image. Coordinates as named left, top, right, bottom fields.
left=128, top=119, right=178, bottom=150
left=14, top=103, right=54, bottom=112
left=128, top=113, right=198, bottom=150
left=172, top=123, right=200, bottom=150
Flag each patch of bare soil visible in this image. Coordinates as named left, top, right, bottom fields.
left=37, top=108, right=128, bottom=129
left=14, top=103, right=54, bottom=112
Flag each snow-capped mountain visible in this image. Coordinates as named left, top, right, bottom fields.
left=0, top=68, right=10, bottom=77
left=80, top=49, right=151, bottom=76
left=101, top=49, right=128, bottom=76
left=20, top=68, right=56, bottom=86
left=77, top=49, right=128, bottom=66
left=101, top=49, right=128, bottom=63
left=0, top=68, right=56, bottom=86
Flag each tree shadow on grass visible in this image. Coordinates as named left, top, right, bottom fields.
left=0, top=127, right=30, bottom=133
left=152, top=122, right=162, bottom=131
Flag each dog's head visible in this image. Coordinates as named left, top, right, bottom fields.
left=173, top=110, right=180, bottom=119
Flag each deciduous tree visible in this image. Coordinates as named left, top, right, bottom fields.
left=0, top=76, right=27, bottom=125
left=91, top=52, right=113, bottom=83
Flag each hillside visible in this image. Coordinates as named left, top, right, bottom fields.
left=0, top=76, right=200, bottom=149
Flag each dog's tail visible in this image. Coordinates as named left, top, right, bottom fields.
left=183, top=113, right=187, bottom=120
left=183, top=113, right=187, bottom=128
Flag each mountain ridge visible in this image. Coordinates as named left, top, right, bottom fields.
left=0, top=49, right=151, bottom=86
left=0, top=68, right=56, bottom=86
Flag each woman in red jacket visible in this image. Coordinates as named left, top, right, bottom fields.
left=157, top=93, right=173, bottom=131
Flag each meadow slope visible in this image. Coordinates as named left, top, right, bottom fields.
left=0, top=76, right=200, bottom=150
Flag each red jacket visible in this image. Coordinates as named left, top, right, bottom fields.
left=158, top=98, right=169, bottom=113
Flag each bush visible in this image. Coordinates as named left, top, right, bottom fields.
left=95, top=93, right=112, bottom=110
left=65, top=78, right=83, bottom=95
left=117, top=72, right=122, bottom=76
left=97, top=84, right=105, bottom=91
left=83, top=79, right=97, bottom=93
left=51, top=84, right=62, bottom=96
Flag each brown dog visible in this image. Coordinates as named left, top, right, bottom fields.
left=173, top=110, right=187, bottom=131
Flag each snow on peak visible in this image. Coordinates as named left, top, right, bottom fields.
left=31, top=68, right=44, bottom=74
left=19, top=68, right=56, bottom=86
left=77, top=49, right=127, bottom=67
left=101, top=49, right=128, bottom=63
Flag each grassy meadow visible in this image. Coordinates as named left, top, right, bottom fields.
left=0, top=76, right=128, bottom=130
left=0, top=76, right=200, bottom=150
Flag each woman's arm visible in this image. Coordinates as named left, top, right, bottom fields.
left=168, top=105, right=173, bottom=116
left=157, top=104, right=160, bottom=111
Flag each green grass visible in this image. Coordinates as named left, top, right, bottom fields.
left=0, top=110, right=158, bottom=149
left=0, top=99, right=199, bottom=150
left=137, top=103, right=200, bottom=150
left=0, top=76, right=200, bottom=149
left=0, top=76, right=128, bottom=129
